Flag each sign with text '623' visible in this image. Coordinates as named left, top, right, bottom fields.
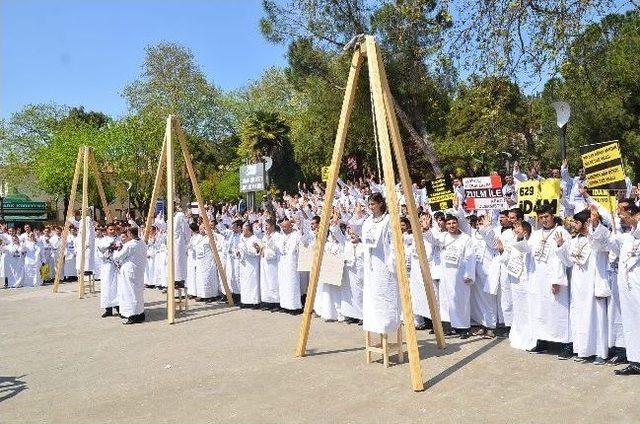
left=239, top=163, right=266, bottom=193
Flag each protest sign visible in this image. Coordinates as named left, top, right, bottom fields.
left=517, top=178, right=561, bottom=216
left=588, top=188, right=618, bottom=212
left=321, top=166, right=330, bottom=182
left=580, top=141, right=626, bottom=190
left=463, top=175, right=507, bottom=210
left=427, top=177, right=456, bottom=211
left=298, top=243, right=344, bottom=287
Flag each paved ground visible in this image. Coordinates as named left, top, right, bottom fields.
left=1, top=284, right=638, bottom=424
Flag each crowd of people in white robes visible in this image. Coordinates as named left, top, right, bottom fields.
left=3, top=158, right=639, bottom=375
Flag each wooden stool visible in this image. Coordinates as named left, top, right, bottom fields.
left=173, top=283, right=189, bottom=313
left=81, top=271, right=95, bottom=294
left=365, top=326, right=405, bottom=368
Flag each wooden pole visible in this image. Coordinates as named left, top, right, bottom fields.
left=165, top=117, right=176, bottom=324
left=365, top=35, right=424, bottom=391
left=88, top=149, right=113, bottom=223
left=295, top=48, right=365, bottom=357
left=78, top=145, right=89, bottom=299
left=143, top=133, right=168, bottom=242
left=374, top=40, right=446, bottom=350
left=53, top=148, right=83, bottom=293
left=173, top=117, right=234, bottom=305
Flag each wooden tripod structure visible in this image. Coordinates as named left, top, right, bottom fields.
left=143, top=115, right=234, bottom=324
left=52, top=146, right=113, bottom=297
left=295, top=36, right=446, bottom=392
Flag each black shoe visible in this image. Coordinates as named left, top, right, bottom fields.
left=528, top=341, right=549, bottom=354
left=557, top=344, right=573, bottom=360
left=196, top=297, right=205, bottom=302
left=614, top=363, right=640, bottom=375
left=607, top=353, right=628, bottom=366
left=174, top=280, right=185, bottom=289
left=101, top=308, right=113, bottom=318
left=204, top=298, right=214, bottom=303
left=123, top=317, right=136, bottom=325
left=415, top=323, right=429, bottom=331
left=459, top=331, right=470, bottom=340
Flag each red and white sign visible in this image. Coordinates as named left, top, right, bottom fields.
left=463, top=176, right=507, bottom=210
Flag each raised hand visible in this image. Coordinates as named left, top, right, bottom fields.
left=554, top=232, right=564, bottom=247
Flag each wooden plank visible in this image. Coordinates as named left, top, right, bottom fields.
left=53, top=148, right=83, bottom=293
left=78, top=146, right=89, bottom=299
left=295, top=47, right=365, bottom=357
left=173, top=117, right=234, bottom=306
left=365, top=35, right=424, bottom=391
left=143, top=133, right=167, bottom=242
left=88, top=149, right=113, bottom=223
left=165, top=117, right=176, bottom=324
left=374, top=40, right=446, bottom=350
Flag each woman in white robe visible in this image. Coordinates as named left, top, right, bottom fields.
left=313, top=221, right=343, bottom=321
left=194, top=225, right=221, bottom=300
left=113, top=228, right=147, bottom=323
left=470, top=215, right=499, bottom=335
left=361, top=193, right=401, bottom=335
left=556, top=208, right=610, bottom=363
left=154, top=229, right=168, bottom=289
left=144, top=228, right=156, bottom=288
left=4, top=235, right=25, bottom=288
left=259, top=219, right=280, bottom=308
left=22, top=234, right=42, bottom=287
left=96, top=224, right=118, bottom=316
left=75, top=217, right=95, bottom=275
left=173, top=209, right=189, bottom=284
left=237, top=222, right=261, bottom=306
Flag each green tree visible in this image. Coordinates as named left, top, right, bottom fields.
left=441, top=76, right=532, bottom=175
left=239, top=111, right=300, bottom=192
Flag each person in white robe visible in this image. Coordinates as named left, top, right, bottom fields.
left=75, top=216, right=96, bottom=276
left=504, top=221, right=537, bottom=351
left=556, top=207, right=610, bottom=364
left=470, top=213, right=499, bottom=337
left=3, top=235, right=25, bottom=288
left=340, top=221, right=365, bottom=323
left=276, top=218, right=303, bottom=313
left=407, top=214, right=432, bottom=330
left=194, top=224, right=221, bottom=302
left=237, top=222, right=261, bottom=307
left=259, top=218, right=280, bottom=310
left=523, top=203, right=573, bottom=359
left=608, top=198, right=640, bottom=375
left=424, top=213, right=476, bottom=338
left=63, top=227, right=77, bottom=280
left=173, top=208, right=189, bottom=287
left=361, top=193, right=401, bottom=335
left=144, top=226, right=157, bottom=288
left=112, top=227, right=147, bottom=324
left=0, top=226, right=9, bottom=288
left=38, top=228, right=55, bottom=283
left=93, top=229, right=103, bottom=282
left=49, top=227, right=61, bottom=281
left=153, top=221, right=168, bottom=289
left=186, top=223, right=199, bottom=297
left=96, top=223, right=119, bottom=317
left=222, top=220, right=243, bottom=301
left=22, top=233, right=42, bottom=287
left=312, top=215, right=343, bottom=321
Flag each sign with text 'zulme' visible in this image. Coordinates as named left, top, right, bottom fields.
left=580, top=141, right=626, bottom=190
left=517, top=178, right=561, bottom=216
left=463, top=175, right=507, bottom=210
left=239, top=163, right=266, bottom=193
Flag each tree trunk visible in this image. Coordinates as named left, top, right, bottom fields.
left=391, top=97, right=444, bottom=178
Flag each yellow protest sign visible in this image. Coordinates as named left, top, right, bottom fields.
left=517, top=178, right=561, bottom=216
left=580, top=141, right=626, bottom=190
left=321, top=166, right=330, bottom=182
left=589, top=189, right=617, bottom=212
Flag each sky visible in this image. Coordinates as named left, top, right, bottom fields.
left=0, top=0, right=288, bottom=120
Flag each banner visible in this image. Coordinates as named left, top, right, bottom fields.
left=426, top=177, right=455, bottom=211
left=463, top=175, right=507, bottom=210
left=517, top=178, right=561, bottom=216
left=580, top=141, right=626, bottom=190
left=321, top=166, right=330, bottom=182
left=588, top=188, right=617, bottom=212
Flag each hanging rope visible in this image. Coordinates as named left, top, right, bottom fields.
left=369, top=87, right=383, bottom=182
